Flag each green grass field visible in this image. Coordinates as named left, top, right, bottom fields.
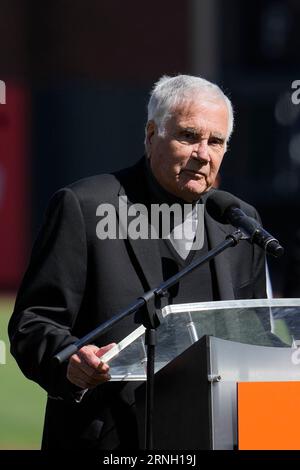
left=0, top=296, right=46, bottom=449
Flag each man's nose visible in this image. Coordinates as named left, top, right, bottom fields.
left=192, top=140, right=210, bottom=162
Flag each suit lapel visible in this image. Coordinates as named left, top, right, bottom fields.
left=119, top=189, right=235, bottom=298
left=116, top=184, right=164, bottom=291
left=205, top=208, right=235, bottom=300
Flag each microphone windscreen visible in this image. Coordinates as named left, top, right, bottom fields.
left=206, top=190, right=240, bottom=223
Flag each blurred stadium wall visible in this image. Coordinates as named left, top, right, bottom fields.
left=0, top=0, right=299, bottom=293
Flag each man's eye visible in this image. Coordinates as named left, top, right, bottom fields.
left=209, top=138, right=224, bottom=146
left=181, top=132, right=196, bottom=141
left=184, top=132, right=192, bottom=139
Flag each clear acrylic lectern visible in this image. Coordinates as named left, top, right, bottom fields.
left=100, top=298, right=300, bottom=449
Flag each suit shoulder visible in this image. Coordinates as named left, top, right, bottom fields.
left=209, top=189, right=260, bottom=218
left=66, top=173, right=121, bottom=203
left=234, top=195, right=259, bottom=218
left=62, top=158, right=145, bottom=205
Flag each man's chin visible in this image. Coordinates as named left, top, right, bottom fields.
left=179, top=182, right=210, bottom=202
left=186, top=180, right=209, bottom=195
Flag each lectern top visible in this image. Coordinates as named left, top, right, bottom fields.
left=100, top=298, right=300, bottom=381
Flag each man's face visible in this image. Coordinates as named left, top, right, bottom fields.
left=146, top=98, right=229, bottom=202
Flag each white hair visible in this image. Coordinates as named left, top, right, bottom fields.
left=146, top=74, right=234, bottom=142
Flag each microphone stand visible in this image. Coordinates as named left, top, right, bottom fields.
left=54, top=229, right=246, bottom=450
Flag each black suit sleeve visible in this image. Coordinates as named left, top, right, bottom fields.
left=250, top=208, right=267, bottom=299
left=8, top=188, right=87, bottom=399
left=283, top=228, right=300, bottom=297
left=238, top=202, right=267, bottom=299
left=252, top=244, right=267, bottom=299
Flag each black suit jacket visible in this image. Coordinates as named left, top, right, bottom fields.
left=8, top=157, right=266, bottom=449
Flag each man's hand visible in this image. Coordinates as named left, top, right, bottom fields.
left=67, top=343, right=115, bottom=389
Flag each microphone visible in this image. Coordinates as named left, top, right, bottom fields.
left=206, top=190, right=284, bottom=258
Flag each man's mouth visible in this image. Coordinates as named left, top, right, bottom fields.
left=183, top=169, right=206, bottom=178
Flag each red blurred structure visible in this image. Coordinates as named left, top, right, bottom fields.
left=0, top=82, right=30, bottom=289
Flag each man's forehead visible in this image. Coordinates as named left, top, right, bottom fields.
left=167, top=100, right=229, bottom=134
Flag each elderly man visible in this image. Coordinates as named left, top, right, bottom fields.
left=8, top=75, right=266, bottom=449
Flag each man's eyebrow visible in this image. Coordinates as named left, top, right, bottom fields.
left=211, top=132, right=226, bottom=140
left=177, top=126, right=226, bottom=141
left=178, top=126, right=199, bottom=134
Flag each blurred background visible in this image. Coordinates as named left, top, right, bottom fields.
left=0, top=0, right=300, bottom=449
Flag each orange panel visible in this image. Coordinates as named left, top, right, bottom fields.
left=238, top=382, right=300, bottom=450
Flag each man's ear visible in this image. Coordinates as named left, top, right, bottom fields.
left=145, top=120, right=156, bottom=158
